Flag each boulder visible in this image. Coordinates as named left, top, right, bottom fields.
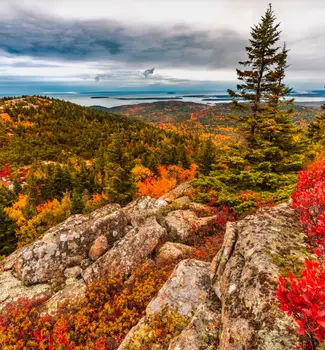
left=168, top=302, right=220, bottom=350
left=12, top=205, right=128, bottom=285
left=0, top=271, right=51, bottom=311
left=124, top=196, right=168, bottom=218
left=155, top=242, right=195, bottom=265
left=88, top=235, right=108, bottom=260
left=211, top=203, right=306, bottom=349
left=82, top=216, right=168, bottom=283
left=147, top=259, right=211, bottom=316
left=160, top=182, right=194, bottom=202
left=118, top=259, right=212, bottom=349
left=165, top=210, right=216, bottom=243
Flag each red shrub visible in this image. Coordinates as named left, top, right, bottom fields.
left=277, top=160, right=325, bottom=349
left=276, top=258, right=325, bottom=347
left=0, top=164, right=11, bottom=178
left=292, top=160, right=325, bottom=248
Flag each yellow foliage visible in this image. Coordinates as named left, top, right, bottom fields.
left=131, top=164, right=154, bottom=182
left=5, top=194, right=72, bottom=247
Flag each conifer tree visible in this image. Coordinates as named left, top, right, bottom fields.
left=228, top=4, right=304, bottom=171
left=103, top=138, right=136, bottom=205
left=308, top=104, right=325, bottom=142
left=228, top=4, right=290, bottom=146
left=197, top=137, right=217, bottom=175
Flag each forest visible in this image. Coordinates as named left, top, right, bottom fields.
left=0, top=4, right=325, bottom=349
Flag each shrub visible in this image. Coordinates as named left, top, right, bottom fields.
left=137, top=164, right=196, bottom=198
left=0, top=262, right=175, bottom=349
left=291, top=160, right=325, bottom=249
left=277, top=160, right=325, bottom=349
left=276, top=259, right=325, bottom=348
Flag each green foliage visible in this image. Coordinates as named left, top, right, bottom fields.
left=0, top=186, right=18, bottom=255
left=308, top=104, right=325, bottom=143
left=197, top=137, right=217, bottom=175
left=194, top=6, right=307, bottom=217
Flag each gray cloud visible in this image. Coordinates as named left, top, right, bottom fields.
left=143, top=67, right=155, bottom=78
left=0, top=10, right=247, bottom=70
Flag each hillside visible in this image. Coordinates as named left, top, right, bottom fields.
left=95, top=101, right=319, bottom=136
left=0, top=97, right=200, bottom=256
left=0, top=97, right=195, bottom=167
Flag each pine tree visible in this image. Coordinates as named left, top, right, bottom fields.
left=228, top=4, right=288, bottom=146
left=308, top=104, right=325, bottom=142
left=197, top=137, right=217, bottom=175
left=103, top=138, right=136, bottom=205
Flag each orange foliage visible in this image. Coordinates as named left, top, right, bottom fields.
left=0, top=262, right=175, bottom=349
left=84, top=193, right=109, bottom=213
left=0, top=113, right=12, bottom=123
left=137, top=164, right=197, bottom=198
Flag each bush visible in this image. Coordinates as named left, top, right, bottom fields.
left=277, top=160, right=325, bottom=349
left=0, top=262, right=175, bottom=349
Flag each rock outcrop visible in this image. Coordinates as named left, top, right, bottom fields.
left=0, top=184, right=309, bottom=348
left=210, top=202, right=307, bottom=349
left=118, top=259, right=214, bottom=349
left=119, top=202, right=308, bottom=349
left=0, top=184, right=217, bottom=313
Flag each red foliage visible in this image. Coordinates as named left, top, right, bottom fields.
left=277, top=160, right=325, bottom=348
left=276, top=259, right=325, bottom=346
left=214, top=205, right=234, bottom=230
left=292, top=160, right=325, bottom=248
left=0, top=164, right=11, bottom=178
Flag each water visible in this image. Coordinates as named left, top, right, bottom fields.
left=46, top=90, right=325, bottom=109
left=1, top=89, right=324, bottom=108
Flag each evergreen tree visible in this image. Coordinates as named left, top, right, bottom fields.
left=194, top=4, right=306, bottom=216
left=103, top=138, right=136, bottom=205
left=228, top=4, right=289, bottom=146
left=71, top=189, right=84, bottom=214
left=0, top=186, right=18, bottom=256
left=197, top=137, right=217, bottom=175
left=228, top=4, right=304, bottom=171
left=308, top=104, right=325, bottom=142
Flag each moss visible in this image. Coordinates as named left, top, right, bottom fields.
left=270, top=253, right=302, bottom=277
left=124, top=309, right=191, bottom=350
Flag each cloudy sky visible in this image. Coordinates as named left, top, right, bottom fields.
left=0, top=0, right=324, bottom=92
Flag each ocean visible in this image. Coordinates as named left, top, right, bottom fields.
left=1, top=89, right=324, bottom=108
left=45, top=90, right=325, bottom=109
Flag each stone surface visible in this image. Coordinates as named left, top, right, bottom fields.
left=43, top=279, right=86, bottom=315
left=88, top=235, right=108, bottom=260
left=82, top=216, right=168, bottom=283
left=0, top=271, right=51, bottom=311
left=147, top=259, right=211, bottom=316
left=118, top=259, right=212, bottom=350
left=119, top=202, right=308, bottom=350
left=12, top=205, right=127, bottom=285
left=165, top=210, right=216, bottom=243
left=155, top=241, right=195, bottom=265
left=211, top=203, right=305, bottom=349
left=168, top=302, right=221, bottom=350
left=160, top=182, right=194, bottom=202
left=0, top=188, right=306, bottom=350
left=0, top=192, right=217, bottom=312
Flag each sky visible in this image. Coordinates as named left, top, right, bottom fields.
left=0, top=0, right=324, bottom=93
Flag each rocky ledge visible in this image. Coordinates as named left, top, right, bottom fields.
left=0, top=183, right=216, bottom=313
left=119, top=202, right=309, bottom=349
left=0, top=186, right=309, bottom=349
